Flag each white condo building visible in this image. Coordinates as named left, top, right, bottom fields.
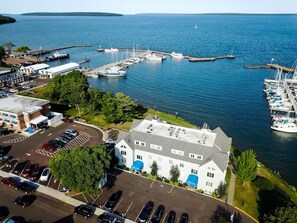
left=115, top=116, right=232, bottom=194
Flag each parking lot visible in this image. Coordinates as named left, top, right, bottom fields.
left=1, top=122, right=254, bottom=223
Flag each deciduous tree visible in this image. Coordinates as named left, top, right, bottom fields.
left=264, top=205, right=297, bottom=223
left=3, top=42, right=15, bottom=53
left=49, top=145, right=111, bottom=195
left=101, top=92, right=118, bottom=123
left=234, top=149, right=257, bottom=184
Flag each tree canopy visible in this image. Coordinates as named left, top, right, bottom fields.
left=234, top=149, right=257, bottom=183
left=15, top=46, right=30, bottom=52
left=49, top=145, right=111, bottom=195
left=150, top=161, right=158, bottom=176
left=264, top=205, right=297, bottom=223
left=0, top=15, right=16, bottom=25
left=170, top=165, right=180, bottom=182
left=3, top=42, right=15, bottom=53
left=0, top=46, right=6, bottom=66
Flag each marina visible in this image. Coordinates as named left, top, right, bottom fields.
left=85, top=48, right=235, bottom=77
left=263, top=63, right=297, bottom=133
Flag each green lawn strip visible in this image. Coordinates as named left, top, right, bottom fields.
left=146, top=108, right=197, bottom=128
left=17, top=85, right=47, bottom=98
left=257, top=163, right=297, bottom=205
left=234, top=180, right=259, bottom=220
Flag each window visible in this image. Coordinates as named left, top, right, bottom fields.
left=191, top=169, right=198, bottom=174
left=121, top=159, right=126, bottom=164
left=206, top=181, right=213, bottom=187
left=135, top=140, right=146, bottom=147
left=120, top=145, right=126, bottom=148
left=121, top=151, right=126, bottom=155
left=150, top=144, right=162, bottom=151
left=171, top=149, right=184, bottom=156
left=189, top=153, right=203, bottom=160
left=137, top=155, right=142, bottom=160
left=180, top=163, right=184, bottom=168
left=207, top=172, right=214, bottom=178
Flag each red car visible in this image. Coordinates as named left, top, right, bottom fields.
left=61, top=118, right=73, bottom=123
left=22, top=163, right=38, bottom=178
left=42, top=143, right=56, bottom=152
left=1, top=177, right=16, bottom=186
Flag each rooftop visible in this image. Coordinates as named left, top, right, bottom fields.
left=133, top=119, right=217, bottom=147
left=0, top=95, right=49, bottom=115
left=42, top=62, right=79, bottom=74
left=22, top=63, right=50, bottom=71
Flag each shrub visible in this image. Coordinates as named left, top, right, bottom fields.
left=253, top=176, right=275, bottom=191
left=157, top=176, right=162, bottom=181
left=212, top=191, right=217, bottom=198
left=125, top=167, right=130, bottom=171
left=198, top=189, right=204, bottom=193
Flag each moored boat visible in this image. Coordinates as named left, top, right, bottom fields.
left=145, top=53, right=165, bottom=62
left=104, top=48, right=119, bottom=53
left=271, top=120, right=297, bottom=133
left=171, top=52, right=184, bottom=59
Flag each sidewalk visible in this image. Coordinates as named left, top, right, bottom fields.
left=0, top=170, right=135, bottom=223
left=227, top=164, right=236, bottom=205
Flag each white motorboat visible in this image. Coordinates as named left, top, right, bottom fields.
left=271, top=120, right=297, bottom=133
left=104, top=48, right=119, bottom=53
left=171, top=52, right=184, bottom=59
left=100, top=70, right=126, bottom=78
left=145, top=53, right=165, bottom=62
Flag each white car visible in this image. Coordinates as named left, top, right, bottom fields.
left=40, top=168, right=50, bottom=182
left=9, top=89, right=18, bottom=93
left=65, top=129, right=79, bottom=137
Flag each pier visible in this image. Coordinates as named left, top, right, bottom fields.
left=85, top=48, right=236, bottom=76
left=244, top=64, right=295, bottom=73
left=30, top=45, right=92, bottom=56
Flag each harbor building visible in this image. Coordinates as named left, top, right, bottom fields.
left=115, top=116, right=231, bottom=194
left=0, top=95, right=61, bottom=131
left=0, top=67, right=24, bottom=87
left=20, top=63, right=50, bottom=76
left=39, top=62, right=79, bottom=78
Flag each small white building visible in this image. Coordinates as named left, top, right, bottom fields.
left=39, top=62, right=79, bottom=78
left=20, top=63, right=50, bottom=76
left=115, top=116, right=231, bottom=195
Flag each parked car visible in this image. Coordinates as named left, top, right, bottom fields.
left=98, top=213, right=123, bottom=223
left=0, top=145, right=10, bottom=157
left=105, top=137, right=117, bottom=144
left=2, top=159, right=19, bottom=172
left=21, top=163, right=38, bottom=178
left=150, top=205, right=165, bottom=223
left=65, top=129, right=79, bottom=137
left=42, top=143, right=56, bottom=152
left=14, top=195, right=35, bottom=208
left=0, top=206, right=9, bottom=221
left=39, top=168, right=50, bottom=182
left=138, top=201, right=154, bottom=223
left=48, top=139, right=64, bottom=148
left=105, top=190, right=122, bottom=211
left=28, top=166, right=44, bottom=181
left=164, top=211, right=176, bottom=223
left=61, top=118, right=73, bottom=123
left=56, top=136, right=70, bottom=144
left=9, top=89, right=19, bottom=93
left=2, top=216, right=26, bottom=223
left=0, top=156, right=12, bottom=166
left=178, top=213, right=189, bottom=223
left=1, top=177, right=17, bottom=187
left=13, top=160, right=30, bottom=174
left=0, top=129, right=14, bottom=136
left=14, top=181, right=37, bottom=194
left=74, top=204, right=95, bottom=218
left=61, top=133, right=74, bottom=140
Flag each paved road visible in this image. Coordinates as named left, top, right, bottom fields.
left=0, top=184, right=99, bottom=223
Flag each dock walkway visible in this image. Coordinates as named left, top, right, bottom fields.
left=244, top=64, right=295, bottom=73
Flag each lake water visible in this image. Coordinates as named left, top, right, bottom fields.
left=1, top=14, right=297, bottom=186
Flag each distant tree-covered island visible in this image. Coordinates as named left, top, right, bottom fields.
left=0, top=15, right=16, bottom=25
left=21, top=12, right=123, bottom=16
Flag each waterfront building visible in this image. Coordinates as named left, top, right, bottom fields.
left=39, top=62, right=79, bottom=78
left=0, top=95, right=52, bottom=130
left=115, top=116, right=231, bottom=194
left=20, top=63, right=50, bottom=76
left=0, top=67, right=24, bottom=87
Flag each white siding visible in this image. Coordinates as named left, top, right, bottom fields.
left=115, top=140, right=134, bottom=168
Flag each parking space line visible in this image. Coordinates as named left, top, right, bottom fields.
left=47, top=133, right=52, bottom=136
left=89, top=194, right=95, bottom=200
left=168, top=185, right=174, bottom=193
left=124, top=201, right=133, bottom=217
left=47, top=175, right=52, bottom=187
left=70, top=192, right=82, bottom=197
left=148, top=208, right=155, bottom=222
left=150, top=180, right=155, bottom=188
left=113, top=198, right=123, bottom=212
left=161, top=213, right=167, bottom=223
left=135, top=204, right=144, bottom=222
left=82, top=193, right=89, bottom=203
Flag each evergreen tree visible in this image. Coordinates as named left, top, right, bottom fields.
left=150, top=161, right=158, bottom=176
left=170, top=165, right=180, bottom=182
left=234, top=149, right=257, bottom=184
left=264, top=205, right=297, bottom=223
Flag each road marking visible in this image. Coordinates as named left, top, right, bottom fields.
left=25, top=153, right=31, bottom=156
left=161, top=213, right=167, bottom=223
left=135, top=205, right=144, bottom=222
left=46, top=175, right=52, bottom=187
left=70, top=192, right=83, bottom=197
left=148, top=208, right=155, bottom=222
left=47, top=133, right=52, bottom=136
left=150, top=180, right=155, bottom=188
left=82, top=193, right=89, bottom=203
left=168, top=186, right=174, bottom=193
left=124, top=201, right=133, bottom=217
left=113, top=198, right=123, bottom=212
left=107, top=172, right=116, bottom=177
left=89, top=194, right=95, bottom=201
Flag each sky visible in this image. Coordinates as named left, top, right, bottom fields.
left=1, top=0, right=297, bottom=14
